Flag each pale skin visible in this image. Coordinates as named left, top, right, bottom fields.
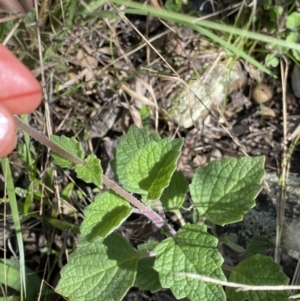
left=0, top=44, right=42, bottom=157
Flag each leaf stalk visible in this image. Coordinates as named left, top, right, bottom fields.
left=14, top=115, right=176, bottom=236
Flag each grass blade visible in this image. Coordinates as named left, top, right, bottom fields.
left=1, top=158, right=26, bottom=298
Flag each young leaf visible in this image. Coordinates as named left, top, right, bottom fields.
left=286, top=12, right=300, bottom=30
left=45, top=217, right=80, bottom=234
left=50, top=135, right=85, bottom=168
left=286, top=32, right=300, bottom=61
left=165, top=0, right=182, bottom=12
left=56, top=233, right=139, bottom=301
left=265, top=54, right=279, bottom=68
left=124, top=138, right=184, bottom=200
left=246, top=235, right=273, bottom=256
left=154, top=224, right=226, bottom=301
left=135, top=240, right=162, bottom=293
left=80, top=191, right=132, bottom=240
left=75, top=155, right=103, bottom=186
left=190, top=156, right=265, bottom=225
left=61, top=182, right=75, bottom=201
left=160, top=170, right=188, bottom=212
left=112, top=125, right=160, bottom=182
left=226, top=254, right=290, bottom=301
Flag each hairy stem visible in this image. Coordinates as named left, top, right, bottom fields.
left=14, top=115, right=176, bottom=236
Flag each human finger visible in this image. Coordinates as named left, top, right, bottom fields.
left=0, top=103, right=16, bottom=157
left=0, top=44, right=42, bottom=115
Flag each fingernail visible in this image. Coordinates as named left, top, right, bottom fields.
left=0, top=105, right=16, bottom=157
left=0, top=112, right=10, bottom=140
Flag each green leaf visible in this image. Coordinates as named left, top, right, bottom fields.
left=190, top=156, right=265, bottom=225
left=140, top=106, right=151, bottom=129
left=56, top=233, right=139, bottom=301
left=219, top=233, right=245, bottom=253
left=154, top=224, right=226, bottom=301
left=246, top=235, right=273, bottom=256
left=45, top=217, right=80, bottom=234
left=135, top=240, right=161, bottom=292
left=17, top=142, right=37, bottom=181
left=286, top=32, right=300, bottom=61
left=50, top=135, right=85, bottom=168
left=165, top=0, right=182, bottom=12
left=112, top=125, right=160, bottom=182
left=1, top=158, right=26, bottom=294
left=61, top=182, right=75, bottom=201
left=0, top=259, right=41, bottom=300
left=265, top=54, right=279, bottom=68
left=286, top=12, right=300, bottom=30
left=226, top=254, right=290, bottom=301
left=80, top=191, right=132, bottom=240
left=124, top=138, right=184, bottom=200
left=160, top=170, right=188, bottom=211
left=75, top=155, right=103, bottom=186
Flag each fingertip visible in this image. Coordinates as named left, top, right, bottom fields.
left=0, top=44, right=42, bottom=115
left=0, top=104, right=16, bottom=157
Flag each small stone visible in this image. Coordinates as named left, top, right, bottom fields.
left=166, top=63, right=247, bottom=128
left=260, top=105, right=276, bottom=117
left=251, top=84, right=273, bottom=104
left=209, top=149, right=222, bottom=161
left=232, top=124, right=249, bottom=136
left=286, top=93, right=297, bottom=110
left=291, top=64, right=300, bottom=98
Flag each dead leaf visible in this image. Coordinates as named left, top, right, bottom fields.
left=0, top=0, right=33, bottom=15
left=260, top=105, right=276, bottom=117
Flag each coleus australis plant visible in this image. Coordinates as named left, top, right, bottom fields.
left=16, top=118, right=296, bottom=300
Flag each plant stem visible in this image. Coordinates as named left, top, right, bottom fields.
left=14, top=115, right=176, bottom=236
left=14, top=116, right=84, bottom=165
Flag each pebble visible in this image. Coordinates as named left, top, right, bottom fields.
left=251, top=84, right=273, bottom=104
left=291, top=64, right=300, bottom=98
